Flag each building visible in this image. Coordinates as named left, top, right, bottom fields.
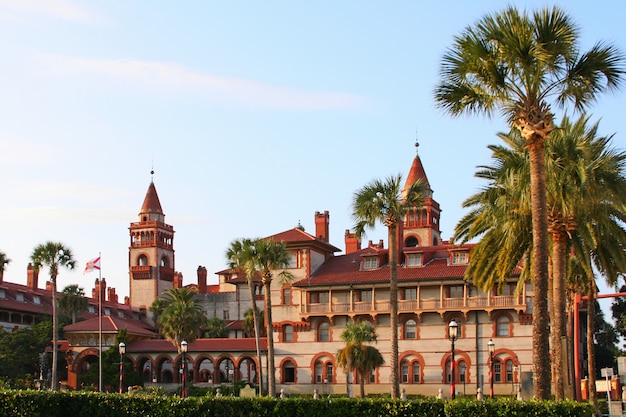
left=0, top=144, right=536, bottom=397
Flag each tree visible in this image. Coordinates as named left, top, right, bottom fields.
left=352, top=174, right=427, bottom=399
left=226, top=238, right=264, bottom=393
left=434, top=6, right=625, bottom=397
left=59, top=285, right=88, bottom=324
left=31, top=241, right=75, bottom=391
left=151, top=287, right=207, bottom=352
left=242, top=307, right=265, bottom=338
left=0, top=321, right=52, bottom=386
left=252, top=238, right=294, bottom=397
left=336, top=320, right=384, bottom=398
left=204, top=316, right=228, bottom=338
left=0, top=251, right=10, bottom=282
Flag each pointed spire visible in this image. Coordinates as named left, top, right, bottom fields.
left=403, top=139, right=432, bottom=196
left=139, top=169, right=164, bottom=221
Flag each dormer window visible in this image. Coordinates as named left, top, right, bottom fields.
left=406, top=253, right=422, bottom=267
left=363, top=257, right=378, bottom=270
left=452, top=251, right=468, bottom=265
left=33, top=295, right=41, bottom=305
left=16, top=292, right=24, bottom=302
left=0, top=289, right=5, bottom=298
left=88, top=305, right=95, bottom=314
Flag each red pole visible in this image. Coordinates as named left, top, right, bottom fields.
left=450, top=340, right=456, bottom=399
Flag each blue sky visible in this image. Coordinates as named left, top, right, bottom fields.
left=1, top=0, right=625, bottom=318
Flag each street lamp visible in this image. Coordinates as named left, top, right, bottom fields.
left=488, top=338, right=495, bottom=398
left=448, top=319, right=459, bottom=399
left=181, top=340, right=188, bottom=398
left=118, top=342, right=126, bottom=394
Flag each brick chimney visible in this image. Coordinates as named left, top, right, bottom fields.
left=345, top=229, right=361, bottom=254
left=27, top=263, right=39, bottom=289
left=197, top=266, right=207, bottom=294
left=92, top=278, right=106, bottom=301
left=315, top=211, right=330, bottom=242
left=174, top=271, right=183, bottom=289
left=123, top=296, right=130, bottom=305
left=107, top=287, right=118, bottom=304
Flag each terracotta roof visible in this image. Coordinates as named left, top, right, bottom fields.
left=293, top=244, right=474, bottom=287
left=140, top=181, right=163, bottom=215
left=63, top=315, right=157, bottom=337
left=266, top=227, right=340, bottom=253
left=127, top=337, right=267, bottom=353
left=403, top=154, right=432, bottom=193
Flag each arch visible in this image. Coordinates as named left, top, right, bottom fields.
left=317, top=319, right=331, bottom=342
left=136, top=356, right=154, bottom=383
left=279, top=357, right=297, bottom=384
left=401, top=317, right=420, bottom=340
left=404, top=235, right=419, bottom=247
left=216, top=356, right=235, bottom=383
left=137, top=254, right=149, bottom=266
left=197, top=357, right=215, bottom=383
left=399, top=351, right=425, bottom=384
left=310, top=352, right=336, bottom=384
left=442, top=314, right=466, bottom=339
left=160, top=255, right=169, bottom=267
left=238, top=356, right=258, bottom=384
left=441, top=350, right=472, bottom=384
left=492, top=312, right=514, bottom=337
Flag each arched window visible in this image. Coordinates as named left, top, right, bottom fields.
left=282, top=360, right=296, bottom=383
left=505, top=359, right=514, bottom=383
left=198, top=358, right=214, bottom=383
left=493, top=358, right=502, bottom=383
left=314, top=361, right=323, bottom=383
left=318, top=322, right=330, bottom=342
left=160, top=256, right=168, bottom=267
left=458, top=360, right=467, bottom=383
left=401, top=359, right=422, bottom=383
left=404, top=319, right=417, bottom=339
left=496, top=316, right=510, bottom=337
left=405, top=236, right=419, bottom=247
left=138, top=254, right=148, bottom=266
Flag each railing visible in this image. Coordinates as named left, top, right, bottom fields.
left=302, top=296, right=525, bottom=315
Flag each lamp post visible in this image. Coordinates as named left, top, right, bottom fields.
left=118, top=342, right=125, bottom=394
left=488, top=338, right=495, bottom=399
left=181, top=340, right=188, bottom=398
left=448, top=319, right=459, bottom=399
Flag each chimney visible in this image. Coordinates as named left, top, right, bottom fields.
left=107, top=287, right=118, bottom=304
left=46, top=281, right=52, bottom=291
left=379, top=239, right=384, bottom=249
left=174, top=272, right=183, bottom=289
left=27, top=263, right=39, bottom=289
left=93, top=278, right=106, bottom=301
left=344, top=229, right=361, bottom=254
left=197, top=266, right=207, bottom=294
left=123, top=296, right=130, bottom=305
left=315, top=211, right=330, bottom=242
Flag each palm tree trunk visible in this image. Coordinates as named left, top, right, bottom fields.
left=51, top=276, right=58, bottom=391
left=388, top=223, right=400, bottom=399
left=263, top=279, right=276, bottom=397
left=359, top=370, right=365, bottom=398
left=248, top=279, right=264, bottom=395
left=528, top=140, right=552, bottom=399
left=552, top=232, right=567, bottom=399
left=588, top=283, right=598, bottom=410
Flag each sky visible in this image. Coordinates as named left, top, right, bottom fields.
left=1, top=0, right=625, bottom=317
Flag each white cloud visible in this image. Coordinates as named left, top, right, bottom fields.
left=0, top=0, right=97, bottom=23
left=37, top=54, right=371, bottom=110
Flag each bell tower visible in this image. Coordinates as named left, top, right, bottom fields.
left=400, top=140, right=442, bottom=249
left=129, top=172, right=176, bottom=314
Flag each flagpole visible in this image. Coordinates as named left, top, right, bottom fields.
left=98, top=252, right=102, bottom=393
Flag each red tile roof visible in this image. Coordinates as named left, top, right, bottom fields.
left=63, top=315, right=157, bottom=337
left=140, top=181, right=163, bottom=215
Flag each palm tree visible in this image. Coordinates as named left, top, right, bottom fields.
left=226, top=238, right=264, bottom=393
left=31, top=241, right=76, bottom=391
left=59, top=285, right=88, bottom=324
left=352, top=174, right=427, bottom=399
left=252, top=238, right=294, bottom=397
left=205, top=316, right=228, bottom=338
left=0, top=251, right=10, bottom=282
left=152, top=287, right=208, bottom=352
left=336, top=320, right=384, bottom=398
left=243, top=307, right=265, bottom=338
left=434, top=6, right=624, bottom=397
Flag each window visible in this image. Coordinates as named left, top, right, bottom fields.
left=310, top=291, right=329, bottom=304
left=283, top=325, right=293, bottom=342
left=369, top=368, right=376, bottom=383
left=160, top=256, right=168, bottom=267
left=326, top=363, right=333, bottom=383
left=286, top=251, right=298, bottom=269
left=496, top=316, right=510, bottom=336
left=88, top=305, right=95, bottom=314
left=403, top=288, right=417, bottom=300
left=412, top=362, right=421, bottom=383
left=283, top=288, right=291, bottom=305
left=458, top=360, right=467, bottom=383
left=494, top=359, right=502, bottom=383
left=282, top=360, right=296, bottom=383
left=363, top=257, right=378, bottom=270
left=354, top=289, right=372, bottom=302
left=405, top=236, right=419, bottom=247
left=0, top=289, right=4, bottom=298
left=404, top=319, right=417, bottom=339
left=318, top=322, right=330, bottom=342
left=118, top=310, right=125, bottom=318
left=448, top=285, right=464, bottom=298
left=406, top=253, right=422, bottom=267
left=401, top=361, right=409, bottom=383
left=138, top=254, right=148, bottom=266
left=223, top=310, right=230, bottom=320
left=315, top=362, right=323, bottom=383
left=104, top=308, right=111, bottom=316
left=505, top=360, right=514, bottom=383
left=452, top=251, right=468, bottom=265
left=16, top=292, right=24, bottom=302
left=33, top=295, right=41, bottom=305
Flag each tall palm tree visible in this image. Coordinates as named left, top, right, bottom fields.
left=252, top=238, right=294, bottom=397
left=205, top=316, right=228, bottom=338
left=226, top=238, right=264, bottom=393
left=434, top=6, right=624, bottom=397
left=31, top=241, right=76, bottom=391
left=352, top=174, right=427, bottom=399
left=59, top=284, right=88, bottom=324
left=0, top=251, right=10, bottom=282
left=336, top=320, right=384, bottom=398
left=153, top=287, right=207, bottom=352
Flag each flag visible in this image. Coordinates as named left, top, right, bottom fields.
left=84, top=257, right=101, bottom=274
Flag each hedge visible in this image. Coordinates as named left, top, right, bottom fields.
left=0, top=390, right=593, bottom=417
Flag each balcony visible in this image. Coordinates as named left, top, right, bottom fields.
left=300, top=294, right=527, bottom=318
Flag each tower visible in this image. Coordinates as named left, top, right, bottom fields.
left=129, top=175, right=176, bottom=316
left=400, top=140, right=442, bottom=250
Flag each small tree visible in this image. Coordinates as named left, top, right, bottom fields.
left=59, top=285, right=88, bottom=324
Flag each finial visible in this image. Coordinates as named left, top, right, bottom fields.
left=296, top=220, right=305, bottom=231
left=415, top=131, right=420, bottom=155
left=150, top=161, right=155, bottom=182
